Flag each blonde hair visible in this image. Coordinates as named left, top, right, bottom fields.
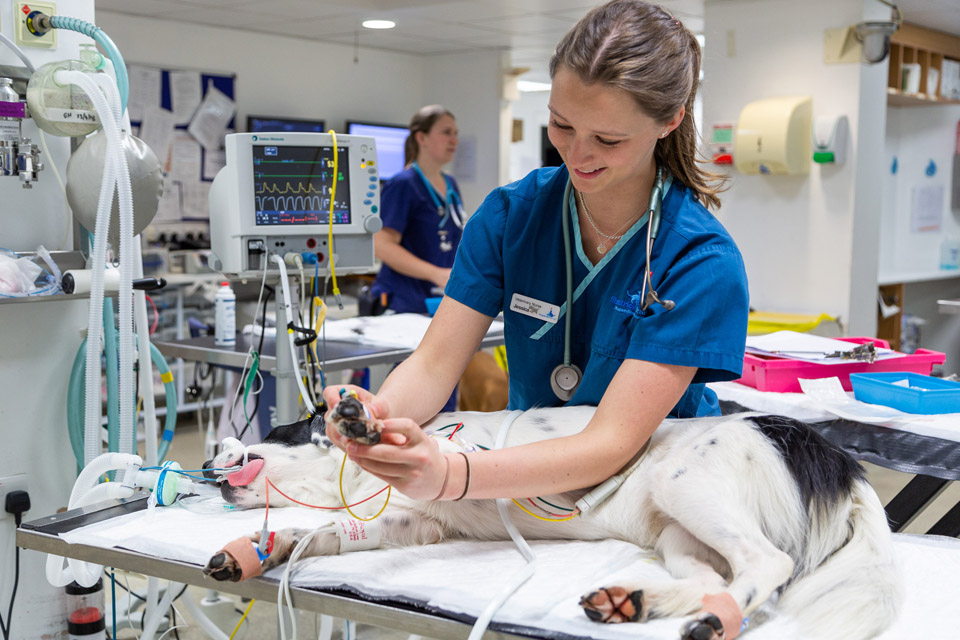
left=404, top=104, right=455, bottom=168
left=549, top=0, right=726, bottom=210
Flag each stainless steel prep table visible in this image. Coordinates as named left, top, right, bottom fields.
left=16, top=496, right=536, bottom=640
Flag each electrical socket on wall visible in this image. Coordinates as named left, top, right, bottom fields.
left=14, top=2, right=57, bottom=49
left=0, top=474, right=29, bottom=520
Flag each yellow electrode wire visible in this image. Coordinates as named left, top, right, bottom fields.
left=311, top=297, right=327, bottom=367
left=229, top=598, right=255, bottom=639
left=327, top=130, right=341, bottom=302
left=339, top=452, right=391, bottom=521
left=510, top=499, right=580, bottom=522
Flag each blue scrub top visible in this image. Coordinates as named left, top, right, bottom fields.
left=444, top=166, right=749, bottom=418
left=372, top=167, right=464, bottom=314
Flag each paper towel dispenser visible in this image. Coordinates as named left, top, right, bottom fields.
left=734, top=96, right=813, bottom=175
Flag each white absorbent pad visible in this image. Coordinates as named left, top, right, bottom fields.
left=61, top=504, right=958, bottom=640
left=320, top=314, right=504, bottom=349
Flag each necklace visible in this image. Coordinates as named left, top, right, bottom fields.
left=576, top=190, right=642, bottom=254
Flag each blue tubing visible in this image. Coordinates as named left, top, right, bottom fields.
left=67, top=338, right=178, bottom=469
left=48, top=15, right=129, bottom=115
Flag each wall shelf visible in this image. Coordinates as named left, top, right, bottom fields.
left=886, top=87, right=960, bottom=107
left=887, top=23, right=960, bottom=105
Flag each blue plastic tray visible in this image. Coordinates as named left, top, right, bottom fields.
left=849, top=372, right=960, bottom=414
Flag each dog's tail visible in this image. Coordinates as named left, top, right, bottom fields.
left=777, top=479, right=901, bottom=639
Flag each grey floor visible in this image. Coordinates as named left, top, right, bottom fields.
left=110, top=416, right=960, bottom=640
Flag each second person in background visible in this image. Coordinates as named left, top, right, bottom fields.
left=370, top=105, right=464, bottom=315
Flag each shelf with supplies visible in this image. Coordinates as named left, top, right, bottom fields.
left=887, top=23, right=960, bottom=106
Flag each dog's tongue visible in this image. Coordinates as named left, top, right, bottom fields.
left=227, top=458, right=264, bottom=487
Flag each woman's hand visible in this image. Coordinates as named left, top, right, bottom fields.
left=326, top=418, right=449, bottom=501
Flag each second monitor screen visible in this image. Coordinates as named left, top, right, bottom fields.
left=253, top=145, right=352, bottom=226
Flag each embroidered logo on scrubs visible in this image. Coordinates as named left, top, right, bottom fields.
left=610, top=290, right=645, bottom=318
left=510, top=293, right=559, bottom=323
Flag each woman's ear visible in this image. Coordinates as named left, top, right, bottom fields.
left=663, top=106, right=685, bottom=137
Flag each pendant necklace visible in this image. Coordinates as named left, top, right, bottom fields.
left=576, top=190, right=643, bottom=254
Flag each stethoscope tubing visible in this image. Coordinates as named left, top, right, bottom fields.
left=557, top=166, right=668, bottom=370
left=412, top=161, right=464, bottom=230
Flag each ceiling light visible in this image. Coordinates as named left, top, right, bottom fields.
left=362, top=19, right=396, bottom=30
left=517, top=80, right=552, bottom=92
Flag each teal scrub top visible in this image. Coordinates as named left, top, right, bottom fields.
left=444, top=166, right=749, bottom=417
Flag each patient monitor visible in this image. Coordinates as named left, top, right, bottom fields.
left=210, top=132, right=383, bottom=278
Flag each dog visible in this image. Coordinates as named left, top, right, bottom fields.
left=201, top=407, right=899, bottom=640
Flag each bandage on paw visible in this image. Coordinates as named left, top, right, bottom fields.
left=329, top=389, right=381, bottom=444
left=219, top=536, right=266, bottom=580
left=699, top=592, right=743, bottom=639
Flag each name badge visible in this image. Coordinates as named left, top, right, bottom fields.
left=510, top=293, right=559, bottom=324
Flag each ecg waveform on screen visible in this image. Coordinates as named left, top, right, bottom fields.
left=255, top=194, right=336, bottom=212
left=252, top=144, right=351, bottom=226
left=257, top=182, right=324, bottom=194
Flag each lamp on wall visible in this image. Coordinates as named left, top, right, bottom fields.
left=853, top=0, right=902, bottom=63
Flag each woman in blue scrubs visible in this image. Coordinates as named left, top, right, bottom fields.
left=370, top=105, right=464, bottom=315
left=325, top=0, right=749, bottom=503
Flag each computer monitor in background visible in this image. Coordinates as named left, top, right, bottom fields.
left=247, top=115, right=327, bottom=134
left=345, top=121, right=408, bottom=180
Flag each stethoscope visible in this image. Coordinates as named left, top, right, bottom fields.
left=412, top=161, right=465, bottom=252
left=550, top=166, right=676, bottom=401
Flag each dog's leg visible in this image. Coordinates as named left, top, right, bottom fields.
left=579, top=522, right=728, bottom=624
left=203, top=511, right=447, bottom=582
left=649, top=451, right=795, bottom=640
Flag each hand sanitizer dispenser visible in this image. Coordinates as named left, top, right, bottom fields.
left=734, top=96, right=813, bottom=175
left=812, top=115, right=849, bottom=164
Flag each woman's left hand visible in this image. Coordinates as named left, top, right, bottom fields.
left=327, top=418, right=449, bottom=500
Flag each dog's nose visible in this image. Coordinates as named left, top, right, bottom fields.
left=201, top=459, right=219, bottom=481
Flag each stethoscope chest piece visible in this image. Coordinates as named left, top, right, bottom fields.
left=550, top=363, right=583, bottom=401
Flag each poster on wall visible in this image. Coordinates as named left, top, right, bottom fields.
left=127, top=64, right=236, bottom=222
left=910, top=184, right=944, bottom=233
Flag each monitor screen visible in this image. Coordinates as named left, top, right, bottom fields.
left=252, top=144, right=351, bottom=226
left=346, top=121, right=408, bottom=180
left=247, top=115, right=327, bottom=134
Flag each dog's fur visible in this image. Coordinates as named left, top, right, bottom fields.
left=202, top=407, right=900, bottom=640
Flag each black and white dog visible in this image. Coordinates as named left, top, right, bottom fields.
left=201, top=407, right=899, bottom=640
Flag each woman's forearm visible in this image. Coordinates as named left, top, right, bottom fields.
left=375, top=237, right=446, bottom=286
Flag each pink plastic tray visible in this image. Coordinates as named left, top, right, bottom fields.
left=736, top=337, right=946, bottom=393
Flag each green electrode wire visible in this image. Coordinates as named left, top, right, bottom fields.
left=243, top=351, right=260, bottom=423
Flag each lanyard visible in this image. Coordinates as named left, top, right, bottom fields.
left=412, top=162, right=464, bottom=229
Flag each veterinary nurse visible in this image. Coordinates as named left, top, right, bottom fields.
left=325, top=0, right=749, bottom=502
left=370, top=105, right=464, bottom=315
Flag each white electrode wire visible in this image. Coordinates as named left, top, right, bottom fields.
left=225, top=261, right=268, bottom=431
left=175, top=591, right=230, bottom=640
left=272, top=254, right=315, bottom=415
left=467, top=410, right=535, bottom=640
left=278, top=525, right=335, bottom=640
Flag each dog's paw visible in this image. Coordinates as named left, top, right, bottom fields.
left=580, top=587, right=646, bottom=623
left=679, top=613, right=724, bottom=640
left=202, top=550, right=244, bottom=582
left=329, top=395, right=381, bottom=444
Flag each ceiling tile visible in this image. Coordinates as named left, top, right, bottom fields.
left=466, top=13, right=579, bottom=35
left=96, top=0, right=183, bottom=17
